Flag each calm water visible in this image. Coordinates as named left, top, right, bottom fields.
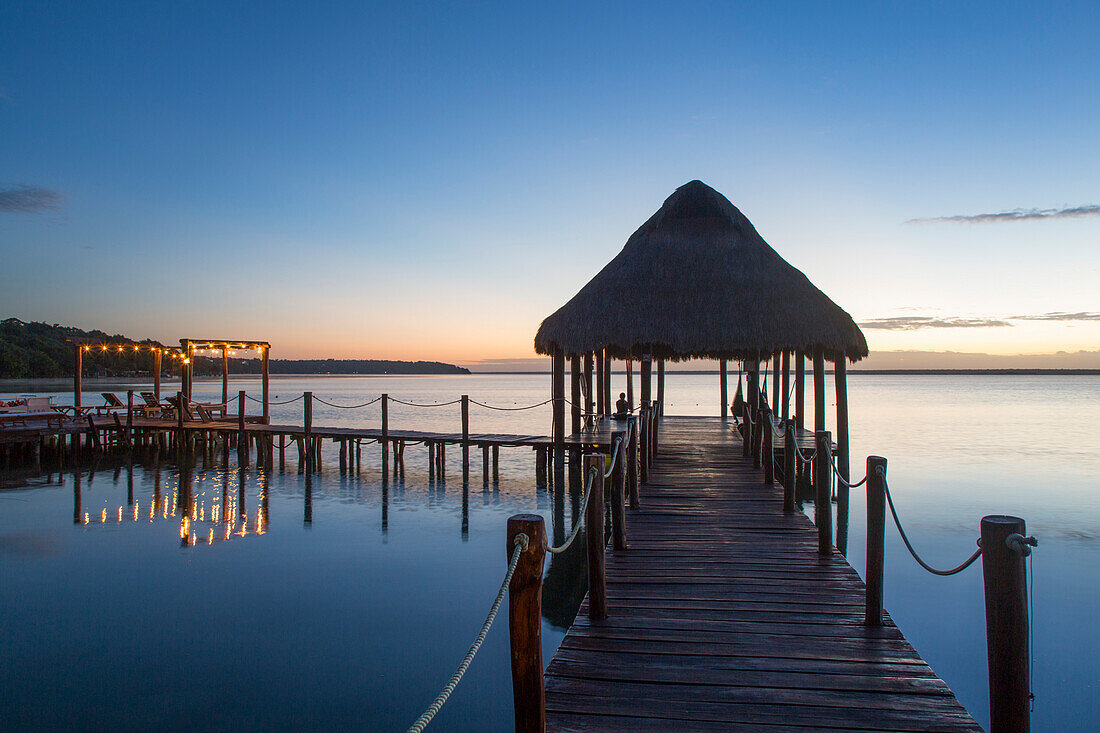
left=1, top=373, right=1097, bottom=730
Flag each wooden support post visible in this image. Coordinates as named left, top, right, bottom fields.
left=865, top=456, right=887, bottom=627
left=261, top=346, right=270, bottom=424
left=656, top=359, right=665, bottom=417
left=834, top=355, right=850, bottom=555
left=741, top=401, right=752, bottom=457
left=626, top=359, right=634, bottom=413
left=175, top=390, right=184, bottom=447
left=237, top=390, right=248, bottom=467
left=752, top=406, right=763, bottom=469
left=763, top=408, right=774, bottom=485
left=380, top=393, right=389, bottom=466
left=813, top=348, right=826, bottom=433
left=583, top=352, right=594, bottom=419
left=595, top=349, right=605, bottom=418
left=795, top=350, right=805, bottom=430
left=781, top=350, right=790, bottom=421
left=747, top=361, right=759, bottom=411
left=303, top=392, right=312, bottom=471
left=815, top=431, right=833, bottom=554
left=982, top=515, right=1033, bottom=733
left=482, top=444, right=490, bottom=485
left=570, top=355, right=581, bottom=435
left=461, top=394, right=471, bottom=477
left=153, top=348, right=161, bottom=402
left=772, top=354, right=780, bottom=413
left=640, top=358, right=651, bottom=407
left=221, top=346, right=229, bottom=407
left=604, top=353, right=612, bottom=418
left=125, top=390, right=134, bottom=447
left=507, top=514, right=547, bottom=733
left=627, top=417, right=639, bottom=508
left=610, top=431, right=626, bottom=551
left=720, top=359, right=728, bottom=418
left=551, top=352, right=565, bottom=446
left=783, top=422, right=797, bottom=512
left=584, top=453, right=607, bottom=620
left=639, top=405, right=650, bottom=483
left=74, top=346, right=82, bottom=411
left=492, top=445, right=499, bottom=483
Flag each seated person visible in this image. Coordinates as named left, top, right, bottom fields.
left=613, top=392, right=629, bottom=419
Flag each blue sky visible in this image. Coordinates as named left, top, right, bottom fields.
left=2, top=1, right=1098, bottom=365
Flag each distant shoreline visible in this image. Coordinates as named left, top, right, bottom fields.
left=461, top=369, right=1100, bottom=376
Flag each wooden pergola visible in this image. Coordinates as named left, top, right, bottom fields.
left=179, top=339, right=271, bottom=422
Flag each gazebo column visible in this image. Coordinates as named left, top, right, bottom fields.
left=657, top=359, right=665, bottom=416
left=834, top=353, right=850, bottom=555
left=813, top=347, right=826, bottom=433
left=794, top=350, right=806, bottom=430
left=595, top=349, right=605, bottom=417
left=221, top=346, right=229, bottom=407
left=747, top=360, right=759, bottom=411
left=720, top=359, right=728, bottom=418
left=552, top=349, right=565, bottom=448
left=261, top=346, right=270, bottom=423
left=570, top=355, right=582, bottom=434
left=153, top=349, right=162, bottom=402
left=781, top=351, right=790, bottom=421
left=640, top=357, right=652, bottom=406
left=604, top=353, right=612, bottom=418
left=73, top=346, right=82, bottom=411
left=771, top=354, right=780, bottom=413
left=583, top=352, right=594, bottom=418
left=626, top=359, right=634, bottom=412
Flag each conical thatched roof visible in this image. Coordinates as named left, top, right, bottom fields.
left=534, top=180, right=868, bottom=363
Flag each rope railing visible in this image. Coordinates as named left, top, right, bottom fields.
left=602, top=436, right=624, bottom=478
left=878, top=466, right=983, bottom=576
left=546, top=466, right=599, bottom=555
left=826, top=450, right=868, bottom=489
left=388, top=397, right=463, bottom=408
left=245, top=393, right=303, bottom=405
left=468, top=398, right=553, bottom=411
left=312, top=395, right=383, bottom=409
left=406, top=533, right=529, bottom=733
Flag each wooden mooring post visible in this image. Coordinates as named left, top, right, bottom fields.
left=610, top=431, right=626, bottom=551
left=303, top=392, right=313, bottom=471
left=815, top=430, right=832, bottom=554
left=237, top=390, right=248, bottom=467
left=507, top=513, right=546, bottom=733
left=982, top=515, right=1034, bottom=733
left=865, top=456, right=887, bottom=626
left=626, top=416, right=639, bottom=508
left=461, top=394, right=470, bottom=480
left=762, top=407, right=774, bottom=485
left=381, top=393, right=389, bottom=467
left=585, top=453, right=607, bottom=620
left=783, top=421, right=797, bottom=512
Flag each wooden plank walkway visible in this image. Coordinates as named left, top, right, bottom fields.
left=545, top=416, right=980, bottom=732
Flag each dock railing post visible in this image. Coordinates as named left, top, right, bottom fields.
left=610, top=431, right=627, bottom=550
left=627, top=416, right=639, bottom=508
left=752, top=406, right=763, bottom=469
left=815, top=430, right=833, bottom=554
left=125, top=390, right=134, bottom=448
left=982, top=515, right=1033, bottom=733
left=865, top=456, right=887, bottom=626
left=175, top=390, right=184, bottom=453
left=584, top=453, right=608, bottom=620
left=303, top=392, right=313, bottom=471
left=507, top=513, right=546, bottom=733
left=461, top=394, right=470, bottom=480
left=762, top=407, right=774, bottom=485
left=381, top=393, right=389, bottom=467
left=783, top=422, right=797, bottom=512
left=639, top=403, right=650, bottom=484
left=238, top=390, right=248, bottom=467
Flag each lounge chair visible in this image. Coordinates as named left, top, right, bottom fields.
left=96, top=393, right=127, bottom=415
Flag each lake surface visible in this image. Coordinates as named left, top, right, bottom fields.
left=1, top=373, right=1097, bottom=730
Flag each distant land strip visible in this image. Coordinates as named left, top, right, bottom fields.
left=0, top=318, right=469, bottom=378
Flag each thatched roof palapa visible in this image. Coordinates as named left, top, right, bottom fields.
left=534, top=180, right=868, bottom=363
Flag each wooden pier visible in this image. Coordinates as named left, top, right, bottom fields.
left=543, top=416, right=981, bottom=732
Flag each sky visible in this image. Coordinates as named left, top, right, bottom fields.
left=2, top=2, right=1098, bottom=368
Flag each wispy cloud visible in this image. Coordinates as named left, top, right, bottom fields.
left=1010, top=311, right=1100, bottom=322
left=861, top=312, right=1100, bottom=331
left=905, top=204, right=1100, bottom=224
left=0, top=185, right=63, bottom=214
left=859, top=316, right=1011, bottom=331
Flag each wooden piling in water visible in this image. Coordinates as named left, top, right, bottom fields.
left=461, top=394, right=470, bottom=478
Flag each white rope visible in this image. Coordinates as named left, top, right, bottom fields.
left=826, top=450, right=868, bottom=488
left=406, top=533, right=530, bottom=733
left=879, top=467, right=982, bottom=576
left=603, top=436, right=623, bottom=478
left=546, top=467, right=598, bottom=555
